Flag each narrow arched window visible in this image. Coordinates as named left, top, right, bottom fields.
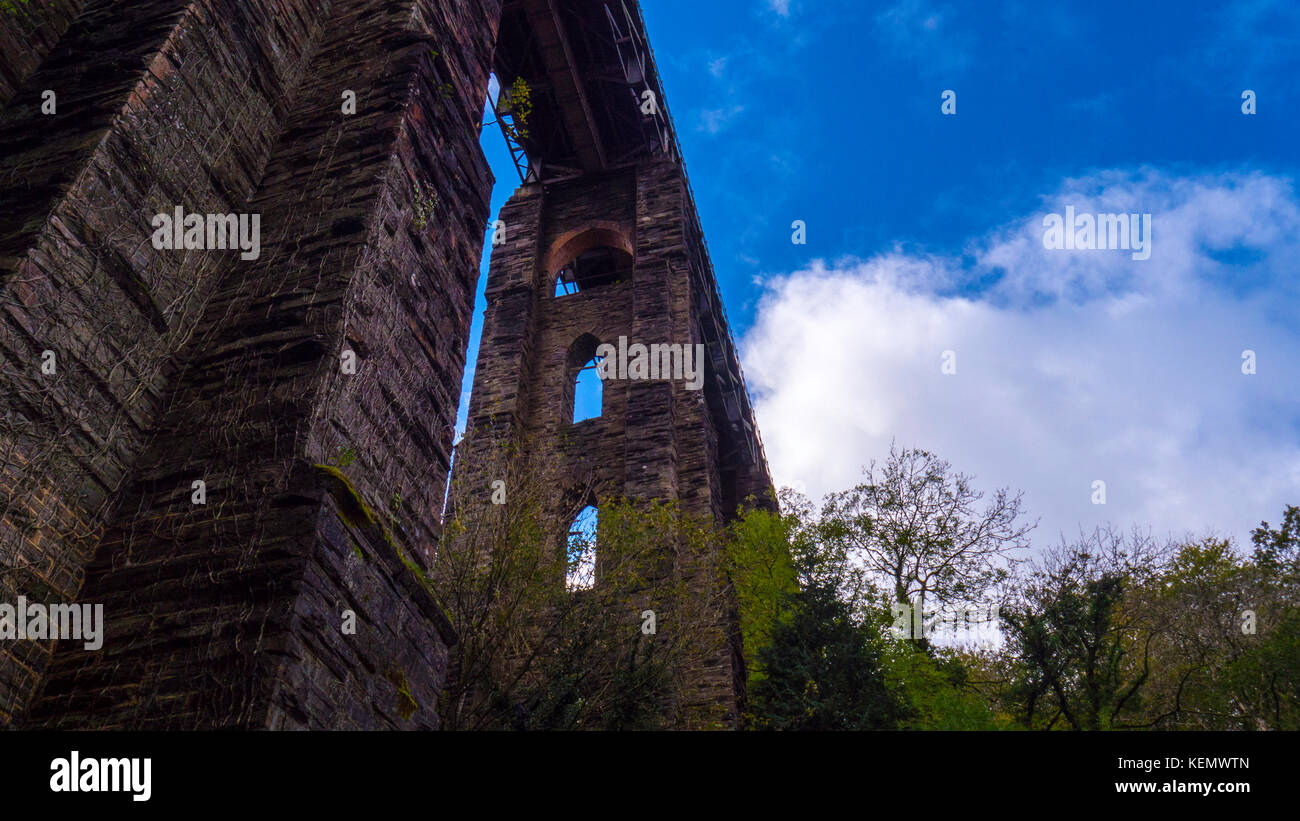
left=573, top=355, right=603, bottom=423
left=566, top=504, right=598, bottom=591
left=566, top=334, right=604, bottom=424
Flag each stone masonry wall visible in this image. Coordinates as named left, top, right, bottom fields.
left=0, top=0, right=84, bottom=108
left=458, top=156, right=748, bottom=727
left=3, top=0, right=763, bottom=731
left=1, top=0, right=341, bottom=726
left=3, top=0, right=498, bottom=728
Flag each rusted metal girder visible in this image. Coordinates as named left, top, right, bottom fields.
left=519, top=0, right=608, bottom=171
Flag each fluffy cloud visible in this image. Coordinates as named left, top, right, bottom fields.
left=742, top=169, right=1300, bottom=548
left=698, top=104, right=745, bottom=135
left=873, top=0, right=972, bottom=73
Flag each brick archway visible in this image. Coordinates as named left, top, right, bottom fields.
left=544, top=222, right=634, bottom=281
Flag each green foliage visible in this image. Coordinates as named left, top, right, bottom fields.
left=1162, top=537, right=1243, bottom=592
left=1219, top=607, right=1300, bottom=728
left=384, top=668, right=418, bottom=721
left=726, top=503, right=798, bottom=683
left=999, top=529, right=1168, bottom=730
left=0, top=0, right=33, bottom=18
left=883, top=643, right=1008, bottom=730
left=430, top=423, right=1300, bottom=732
left=330, top=445, right=357, bottom=469
left=435, top=432, right=734, bottom=730
left=747, top=576, right=903, bottom=730
left=744, top=497, right=903, bottom=730
left=1251, top=504, right=1300, bottom=575
left=412, top=180, right=438, bottom=230
left=737, top=479, right=1018, bottom=731
left=488, top=612, right=673, bottom=731
left=504, top=76, right=533, bottom=140
left=1003, top=573, right=1132, bottom=729
left=1127, top=520, right=1300, bottom=730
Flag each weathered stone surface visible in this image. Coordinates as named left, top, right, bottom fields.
left=2, top=0, right=497, bottom=728
left=1, top=0, right=343, bottom=726
left=1, top=0, right=769, bottom=731
left=458, top=154, right=774, bottom=727
left=0, top=0, right=84, bottom=109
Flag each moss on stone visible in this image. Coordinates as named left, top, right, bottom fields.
left=312, top=463, right=452, bottom=627
left=0, top=0, right=33, bottom=18
left=384, top=667, right=418, bottom=720
left=314, top=464, right=377, bottom=530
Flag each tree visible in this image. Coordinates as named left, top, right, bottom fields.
left=1123, top=505, right=1300, bottom=730
left=747, top=559, right=903, bottom=730
left=882, top=642, right=1009, bottom=730
left=999, top=527, right=1169, bottom=730
left=1233, top=507, right=1300, bottom=728
left=1128, top=537, right=1252, bottom=729
left=819, top=443, right=1033, bottom=632
left=1251, top=504, right=1300, bottom=575
left=725, top=490, right=801, bottom=684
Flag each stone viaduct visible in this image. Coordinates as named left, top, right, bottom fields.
left=0, top=0, right=771, bottom=729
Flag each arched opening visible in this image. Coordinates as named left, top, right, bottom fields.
left=547, top=225, right=635, bottom=298
left=553, top=246, right=633, bottom=296
left=572, top=356, right=604, bottom=422
left=566, top=333, right=605, bottom=424
left=566, top=504, right=598, bottom=591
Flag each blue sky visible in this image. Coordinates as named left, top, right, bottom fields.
left=463, top=0, right=1300, bottom=549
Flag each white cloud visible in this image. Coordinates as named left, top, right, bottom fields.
left=874, top=0, right=972, bottom=73
left=742, top=170, right=1300, bottom=549
left=698, top=104, right=745, bottom=135
left=767, top=0, right=791, bottom=16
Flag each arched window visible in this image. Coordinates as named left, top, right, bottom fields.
left=553, top=246, right=633, bottom=296
left=566, top=504, right=598, bottom=591
left=572, top=356, right=604, bottom=423
left=566, top=334, right=604, bottom=424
